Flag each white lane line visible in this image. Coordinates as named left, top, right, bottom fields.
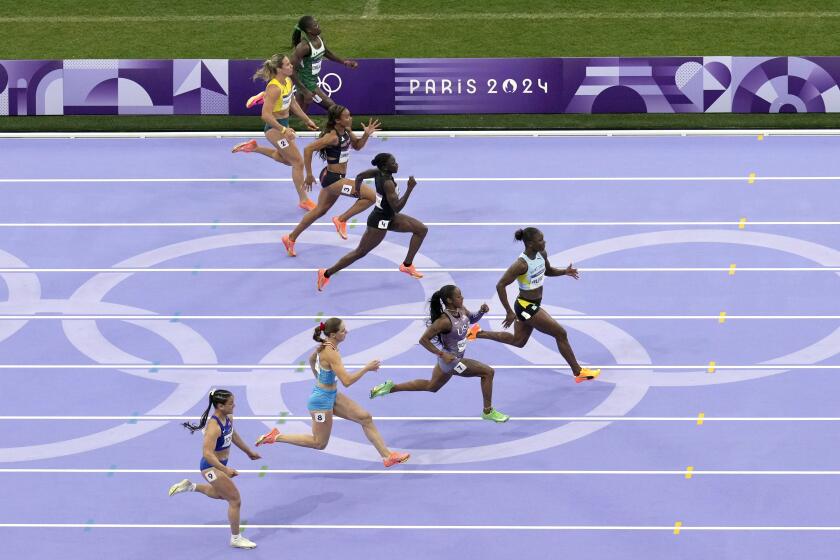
left=5, top=416, right=840, bottom=422
left=2, top=11, right=839, bottom=23
left=2, top=468, right=840, bottom=475
left=3, top=221, right=840, bottom=227
left=0, top=364, right=837, bottom=370
left=2, top=315, right=838, bottom=321
left=0, top=267, right=838, bottom=273
left=2, top=523, right=840, bottom=531
left=1, top=176, right=839, bottom=183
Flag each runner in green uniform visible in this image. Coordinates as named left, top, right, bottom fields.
left=245, top=15, right=359, bottom=113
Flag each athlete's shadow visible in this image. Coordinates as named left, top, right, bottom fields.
left=247, top=491, right=343, bottom=539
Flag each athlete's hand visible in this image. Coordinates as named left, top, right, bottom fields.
left=479, top=303, right=490, bottom=313
left=440, top=352, right=456, bottom=364
left=407, top=176, right=417, bottom=189
left=224, top=467, right=239, bottom=478
left=343, top=59, right=359, bottom=69
left=247, top=450, right=261, bottom=461
left=304, top=174, right=316, bottom=189
left=365, top=359, right=382, bottom=373
left=502, top=310, right=516, bottom=329
left=564, top=263, right=579, bottom=279
left=305, top=119, right=319, bottom=131
left=362, top=119, right=382, bottom=136
left=283, top=127, right=297, bottom=141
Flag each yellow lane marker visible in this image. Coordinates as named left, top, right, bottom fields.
left=738, top=217, right=747, bottom=229
left=728, top=264, right=737, bottom=276
left=697, top=412, right=705, bottom=425
left=685, top=466, right=694, bottom=479
left=719, top=311, right=727, bottom=324
left=674, top=521, right=683, bottom=535
left=707, top=361, right=716, bottom=373
left=748, top=172, right=756, bottom=184
left=757, top=134, right=764, bottom=141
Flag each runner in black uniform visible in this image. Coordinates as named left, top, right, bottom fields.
left=316, top=153, right=427, bottom=291
left=281, top=104, right=380, bottom=256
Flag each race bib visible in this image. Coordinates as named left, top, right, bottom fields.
left=312, top=60, right=322, bottom=74
left=338, top=150, right=349, bottom=164
left=341, top=184, right=353, bottom=195
left=314, top=412, right=327, bottom=423
left=453, top=362, right=467, bottom=374
left=457, top=339, right=467, bottom=352
left=203, top=469, right=217, bottom=482
left=222, top=434, right=232, bottom=448
left=377, top=219, right=390, bottom=230
left=375, top=194, right=383, bottom=209
left=278, top=138, right=289, bottom=149
left=312, top=94, right=323, bottom=103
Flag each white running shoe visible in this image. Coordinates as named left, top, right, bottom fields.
left=167, top=479, right=194, bottom=497
left=230, top=534, right=257, bottom=549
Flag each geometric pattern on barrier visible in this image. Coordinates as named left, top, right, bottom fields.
left=0, top=59, right=63, bottom=116
left=731, top=56, right=840, bottom=113
left=173, top=59, right=228, bottom=115
left=564, top=57, right=703, bottom=113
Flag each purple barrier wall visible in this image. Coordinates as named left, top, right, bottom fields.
left=3, top=57, right=840, bottom=116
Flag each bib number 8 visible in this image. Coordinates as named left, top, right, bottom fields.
left=314, top=412, right=326, bottom=423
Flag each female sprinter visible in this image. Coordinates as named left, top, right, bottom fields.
left=246, top=15, right=359, bottom=112
left=475, top=227, right=601, bottom=383
left=316, top=153, right=428, bottom=291
left=370, top=285, right=509, bottom=422
left=280, top=104, right=381, bottom=256
left=232, top=53, right=320, bottom=211
left=168, top=389, right=261, bottom=549
left=254, top=318, right=410, bottom=467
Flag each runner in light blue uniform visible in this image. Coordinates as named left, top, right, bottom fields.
left=255, top=317, right=411, bottom=468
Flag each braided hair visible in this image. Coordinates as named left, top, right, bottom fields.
left=182, top=389, right=233, bottom=434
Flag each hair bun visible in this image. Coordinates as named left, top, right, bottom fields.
left=514, top=229, right=524, bottom=240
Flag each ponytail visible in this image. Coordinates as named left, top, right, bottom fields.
left=183, top=389, right=233, bottom=434
left=318, top=105, right=348, bottom=161
left=514, top=227, right=540, bottom=244
left=292, top=15, right=315, bottom=48
left=253, top=54, right=285, bottom=83
left=313, top=317, right=343, bottom=343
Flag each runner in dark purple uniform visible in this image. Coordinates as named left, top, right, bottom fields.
left=369, top=285, right=509, bottom=422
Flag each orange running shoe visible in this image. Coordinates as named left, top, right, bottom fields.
left=317, top=268, right=330, bottom=291
left=245, top=91, right=265, bottom=109
left=399, top=263, right=423, bottom=279
left=281, top=235, right=296, bottom=257
left=383, top=451, right=410, bottom=467
left=574, top=368, right=601, bottom=384
left=231, top=139, right=257, bottom=154
left=466, top=323, right=481, bottom=341
left=332, top=216, right=348, bottom=240
left=255, top=427, right=279, bottom=446
left=299, top=199, right=317, bottom=211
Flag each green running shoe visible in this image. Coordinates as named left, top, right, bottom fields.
left=481, top=408, right=510, bottom=423
left=370, top=380, right=394, bottom=399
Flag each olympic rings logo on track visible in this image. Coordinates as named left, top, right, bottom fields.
left=0, top=229, right=839, bottom=464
